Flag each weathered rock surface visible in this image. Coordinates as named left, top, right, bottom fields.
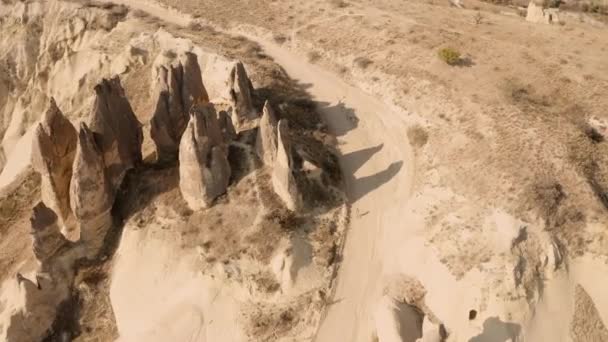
left=31, top=98, right=77, bottom=229
left=182, top=52, right=210, bottom=109
left=571, top=284, right=608, bottom=341
left=70, top=123, right=113, bottom=248
left=218, top=109, right=237, bottom=143
left=151, top=53, right=210, bottom=162
left=30, top=202, right=69, bottom=265
left=256, top=101, right=278, bottom=165
left=179, top=103, right=231, bottom=210
left=88, top=76, right=142, bottom=191
left=229, top=61, right=256, bottom=130
left=272, top=120, right=301, bottom=211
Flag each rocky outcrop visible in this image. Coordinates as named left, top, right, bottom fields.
left=31, top=98, right=77, bottom=231
left=256, top=101, right=278, bottom=165
left=70, top=123, right=113, bottom=250
left=30, top=202, right=69, bottom=265
left=88, top=77, right=142, bottom=192
left=272, top=120, right=301, bottom=211
left=151, top=53, right=210, bottom=162
left=179, top=103, right=231, bottom=210
left=229, top=61, right=257, bottom=130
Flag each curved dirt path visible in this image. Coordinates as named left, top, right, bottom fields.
left=248, top=38, right=414, bottom=342
left=101, top=1, right=414, bottom=340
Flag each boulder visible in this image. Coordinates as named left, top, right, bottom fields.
left=256, top=101, right=278, bottom=165
left=151, top=53, right=210, bottom=161
left=31, top=98, right=77, bottom=231
left=229, top=61, right=256, bottom=130
left=179, top=103, right=231, bottom=210
left=70, top=123, right=113, bottom=249
left=30, top=202, right=69, bottom=264
left=272, top=120, right=302, bottom=211
left=88, top=76, right=143, bottom=192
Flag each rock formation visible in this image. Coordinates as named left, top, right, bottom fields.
left=182, top=52, right=210, bottom=109
left=229, top=61, right=257, bottom=130
left=151, top=53, right=210, bottom=162
left=179, top=103, right=231, bottom=210
left=30, top=202, right=69, bottom=265
left=256, top=101, right=278, bottom=165
left=272, top=120, right=302, bottom=211
left=88, top=76, right=143, bottom=192
left=70, top=123, right=113, bottom=250
left=218, top=110, right=237, bottom=143
left=31, top=98, right=77, bottom=232
left=526, top=0, right=560, bottom=24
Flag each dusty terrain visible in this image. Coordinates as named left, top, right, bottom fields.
left=1, top=0, right=608, bottom=341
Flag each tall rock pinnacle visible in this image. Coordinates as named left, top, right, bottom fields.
left=31, top=98, right=77, bottom=233
left=179, top=103, right=231, bottom=210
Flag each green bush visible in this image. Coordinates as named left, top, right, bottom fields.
left=438, top=48, right=461, bottom=66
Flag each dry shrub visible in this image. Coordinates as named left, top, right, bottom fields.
left=354, top=56, right=373, bottom=69
left=307, top=51, right=321, bottom=63
left=438, top=47, right=461, bottom=66
left=407, top=125, right=429, bottom=148
left=330, top=0, right=349, bottom=8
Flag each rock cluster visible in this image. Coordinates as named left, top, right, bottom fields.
left=272, top=120, right=302, bottom=211
left=255, top=102, right=302, bottom=210
left=88, top=76, right=143, bottom=193
left=179, top=103, right=231, bottom=210
left=31, top=98, right=77, bottom=234
left=229, top=61, right=257, bottom=131
left=151, top=52, right=210, bottom=162
left=30, top=202, right=69, bottom=265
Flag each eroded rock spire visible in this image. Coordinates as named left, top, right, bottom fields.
left=229, top=61, right=256, bottom=130
left=179, top=103, right=231, bottom=210
left=256, top=101, right=278, bottom=165
left=31, top=98, right=77, bottom=234
left=151, top=52, right=210, bottom=162
left=88, top=76, right=143, bottom=191
left=272, top=120, right=302, bottom=211
left=70, top=123, right=112, bottom=249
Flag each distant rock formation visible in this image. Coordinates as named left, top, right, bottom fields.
left=31, top=99, right=77, bottom=233
left=256, top=101, right=278, bottom=165
left=30, top=202, right=69, bottom=265
left=151, top=52, right=210, bottom=162
left=179, top=103, right=231, bottom=210
left=229, top=61, right=257, bottom=131
left=88, top=77, right=143, bottom=192
left=272, top=120, right=301, bottom=211
left=70, top=123, right=113, bottom=249
left=526, top=0, right=560, bottom=24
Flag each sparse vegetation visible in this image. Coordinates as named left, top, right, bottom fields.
left=438, top=47, right=461, bottom=66
left=307, top=51, right=321, bottom=63
left=354, top=56, right=373, bottom=69
left=407, top=125, right=429, bottom=148
left=330, top=0, right=349, bottom=8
